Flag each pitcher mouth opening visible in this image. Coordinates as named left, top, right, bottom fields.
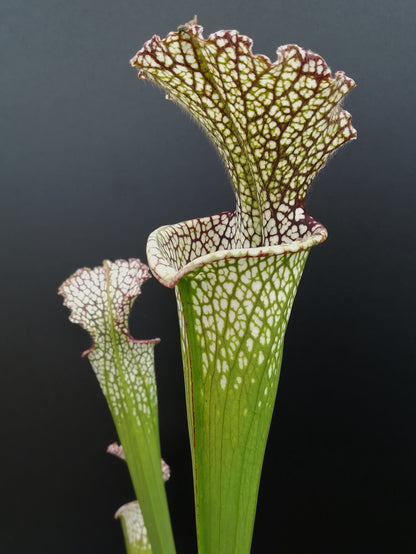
left=146, top=211, right=327, bottom=288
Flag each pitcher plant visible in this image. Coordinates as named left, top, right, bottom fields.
left=130, top=20, right=356, bottom=554
left=60, top=20, right=356, bottom=554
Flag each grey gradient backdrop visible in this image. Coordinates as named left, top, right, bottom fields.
left=1, top=0, right=415, bottom=552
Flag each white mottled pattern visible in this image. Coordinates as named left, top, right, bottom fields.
left=147, top=211, right=326, bottom=287
left=131, top=24, right=356, bottom=250
left=176, top=249, right=309, bottom=551
left=59, top=259, right=150, bottom=339
left=115, top=501, right=152, bottom=552
left=59, top=259, right=158, bottom=424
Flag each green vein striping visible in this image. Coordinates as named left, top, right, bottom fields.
left=176, top=250, right=309, bottom=553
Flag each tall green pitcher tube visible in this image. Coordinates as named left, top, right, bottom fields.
left=133, top=21, right=356, bottom=553
left=146, top=216, right=326, bottom=553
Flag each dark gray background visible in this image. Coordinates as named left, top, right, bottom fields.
left=1, top=0, right=415, bottom=552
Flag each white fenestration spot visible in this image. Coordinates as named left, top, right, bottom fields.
left=246, top=338, right=254, bottom=352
